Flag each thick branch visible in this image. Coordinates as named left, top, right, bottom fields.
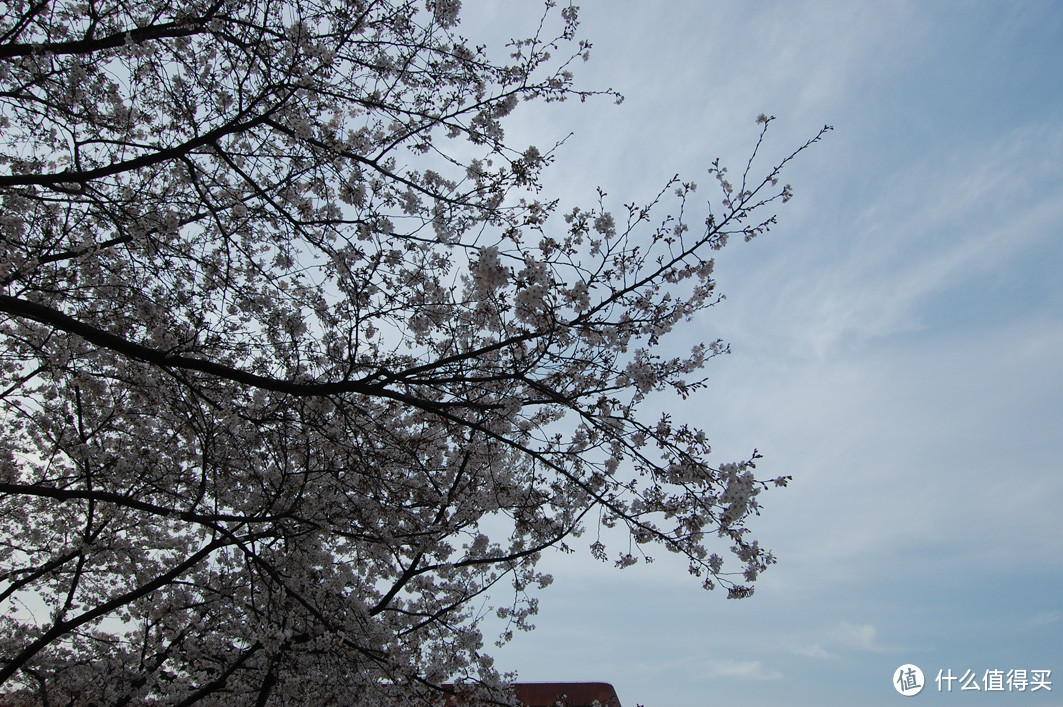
left=0, top=111, right=275, bottom=188
left=0, top=294, right=416, bottom=402
left=0, top=18, right=209, bottom=60
left=0, top=539, right=226, bottom=686
left=0, top=481, right=285, bottom=526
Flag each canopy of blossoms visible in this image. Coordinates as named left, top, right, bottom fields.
left=0, top=0, right=825, bottom=703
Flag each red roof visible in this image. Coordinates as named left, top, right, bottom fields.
left=1, top=682, right=623, bottom=706
left=513, top=682, right=622, bottom=707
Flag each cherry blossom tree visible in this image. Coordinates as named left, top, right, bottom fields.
left=0, top=0, right=827, bottom=703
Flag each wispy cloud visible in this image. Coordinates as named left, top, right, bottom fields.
left=791, top=643, right=838, bottom=661
left=837, top=622, right=879, bottom=651
left=725, top=119, right=1063, bottom=361
left=786, top=622, right=885, bottom=662
left=1027, top=611, right=1062, bottom=629
left=703, top=659, right=782, bottom=681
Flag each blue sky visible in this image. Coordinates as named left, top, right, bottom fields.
left=461, top=2, right=1063, bottom=705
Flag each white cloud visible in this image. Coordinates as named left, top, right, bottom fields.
left=1027, top=611, right=1062, bottom=628
left=703, top=659, right=782, bottom=681
left=791, top=643, right=838, bottom=661
left=717, top=119, right=1063, bottom=361
left=784, top=622, right=888, bottom=663
left=837, top=622, right=878, bottom=651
